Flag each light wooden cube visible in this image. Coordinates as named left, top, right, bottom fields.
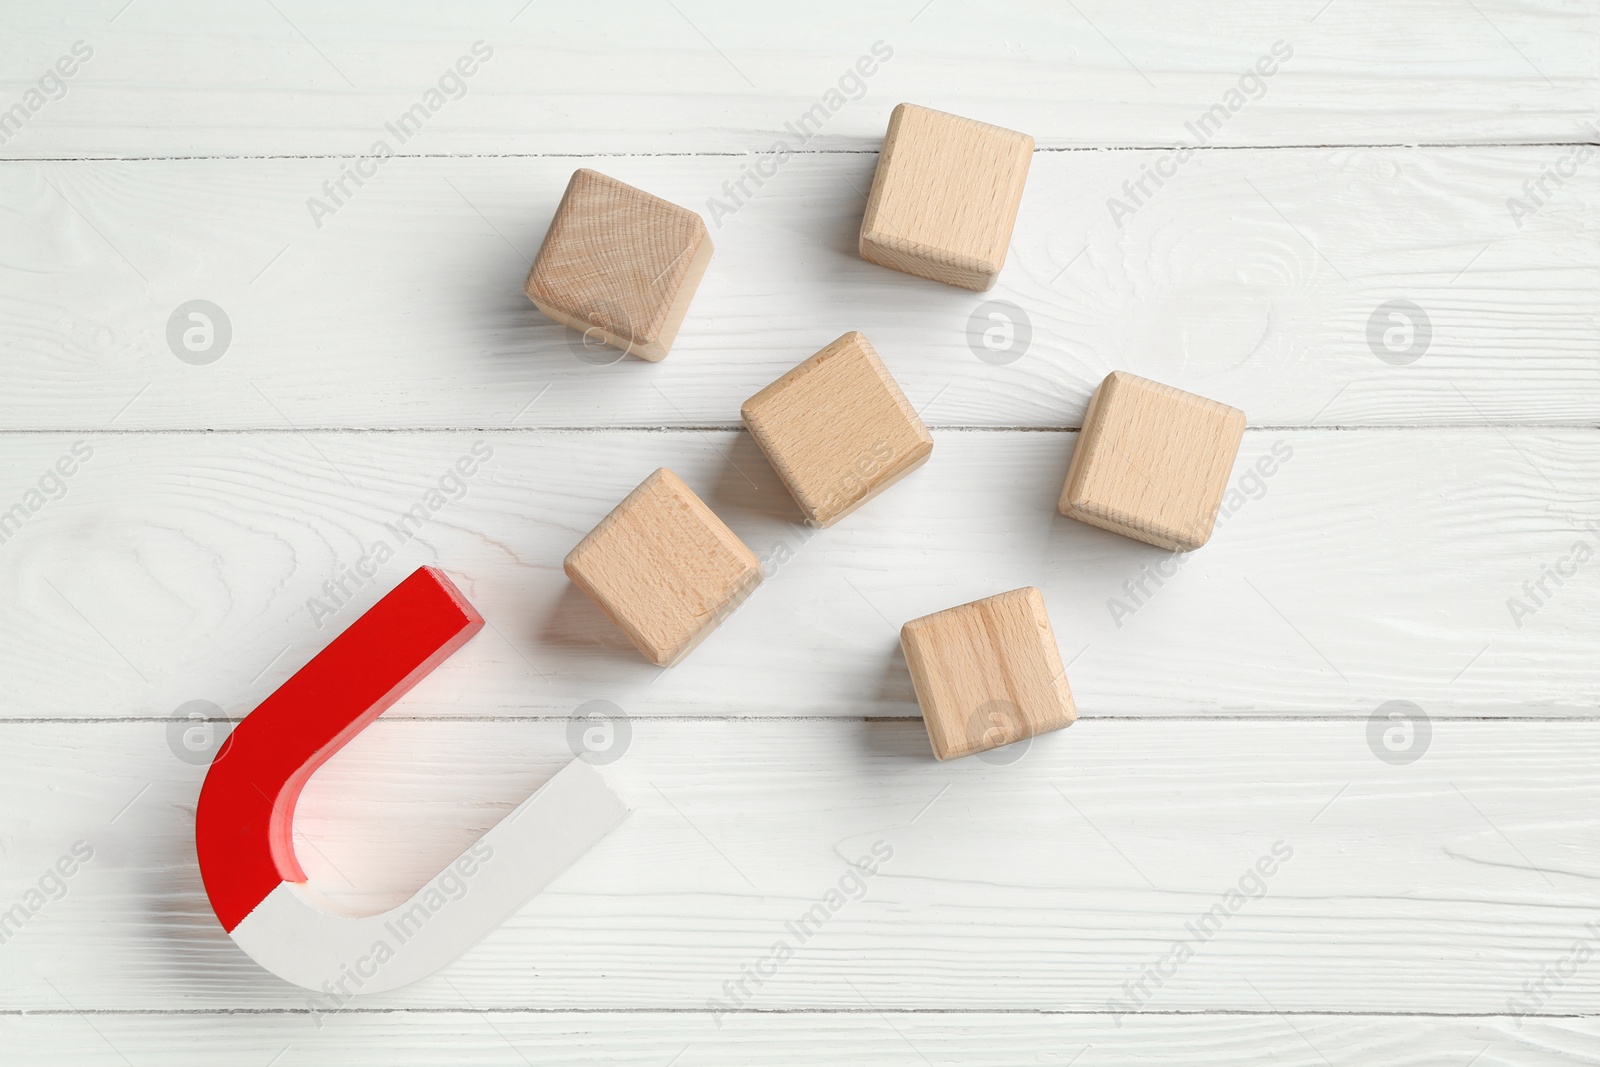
left=564, top=468, right=761, bottom=667
left=741, top=331, right=934, bottom=527
left=525, top=169, right=713, bottom=362
left=900, top=587, right=1076, bottom=762
left=859, top=103, right=1034, bottom=291
left=1059, top=371, right=1247, bottom=551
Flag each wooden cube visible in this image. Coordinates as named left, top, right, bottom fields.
left=900, top=587, right=1076, bottom=762
left=525, top=169, right=713, bottom=362
left=859, top=104, right=1034, bottom=291
left=1059, top=372, right=1247, bottom=551
left=564, top=468, right=761, bottom=666
left=741, top=332, right=934, bottom=527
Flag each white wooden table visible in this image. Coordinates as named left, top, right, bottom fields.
left=2, top=1, right=1596, bottom=1062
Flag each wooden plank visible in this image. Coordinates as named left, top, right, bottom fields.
left=0, top=147, right=1593, bottom=430
left=0, top=719, right=1596, bottom=1012
left=0, top=428, right=1592, bottom=721
left=3, top=1012, right=1598, bottom=1066
left=1, top=0, right=1594, bottom=157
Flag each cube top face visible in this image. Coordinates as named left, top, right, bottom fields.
left=741, top=332, right=934, bottom=528
left=525, top=169, right=712, bottom=362
left=900, top=586, right=1076, bottom=762
left=563, top=468, right=761, bottom=667
left=859, top=103, right=1034, bottom=291
left=1060, top=371, right=1247, bottom=552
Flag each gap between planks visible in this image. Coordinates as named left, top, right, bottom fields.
left=3, top=425, right=1593, bottom=435
left=2, top=1008, right=1593, bottom=1019
left=3, top=141, right=1597, bottom=163
left=7, top=715, right=1599, bottom=725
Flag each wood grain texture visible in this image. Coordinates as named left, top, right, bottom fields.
left=0, top=148, right=1591, bottom=430
left=1061, top=371, right=1247, bottom=551
left=859, top=104, right=1033, bottom=290
left=901, top=586, right=1076, bottom=760
left=563, top=468, right=762, bottom=667
left=1, top=0, right=1595, bottom=157
left=741, top=331, right=933, bottom=527
left=525, top=169, right=712, bottom=362
left=1, top=719, right=1597, bottom=1013
left=0, top=429, right=1592, bottom=721
left=5, top=1013, right=1599, bottom=1066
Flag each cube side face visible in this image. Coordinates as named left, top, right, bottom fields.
left=901, top=587, right=1076, bottom=761
left=563, top=469, right=761, bottom=666
left=742, top=332, right=934, bottom=527
left=860, top=104, right=1034, bottom=291
left=859, top=232, right=997, bottom=292
left=525, top=169, right=711, bottom=361
left=1061, top=372, right=1246, bottom=551
left=647, top=232, right=714, bottom=361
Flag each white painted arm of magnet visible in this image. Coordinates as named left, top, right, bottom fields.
left=232, top=758, right=629, bottom=995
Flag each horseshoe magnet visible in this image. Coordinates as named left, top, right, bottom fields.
left=196, top=566, right=629, bottom=993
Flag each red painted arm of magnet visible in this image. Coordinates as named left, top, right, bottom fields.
left=195, top=566, right=483, bottom=932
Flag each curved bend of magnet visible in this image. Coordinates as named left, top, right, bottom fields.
left=196, top=565, right=629, bottom=994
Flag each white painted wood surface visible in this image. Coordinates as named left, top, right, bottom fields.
left=1, top=0, right=1595, bottom=155
left=1, top=1, right=1595, bottom=1063
left=6, top=1014, right=1598, bottom=1066
left=2, top=720, right=1598, bottom=1014
left=1, top=148, right=1594, bottom=429
left=0, top=430, right=1593, bottom=721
